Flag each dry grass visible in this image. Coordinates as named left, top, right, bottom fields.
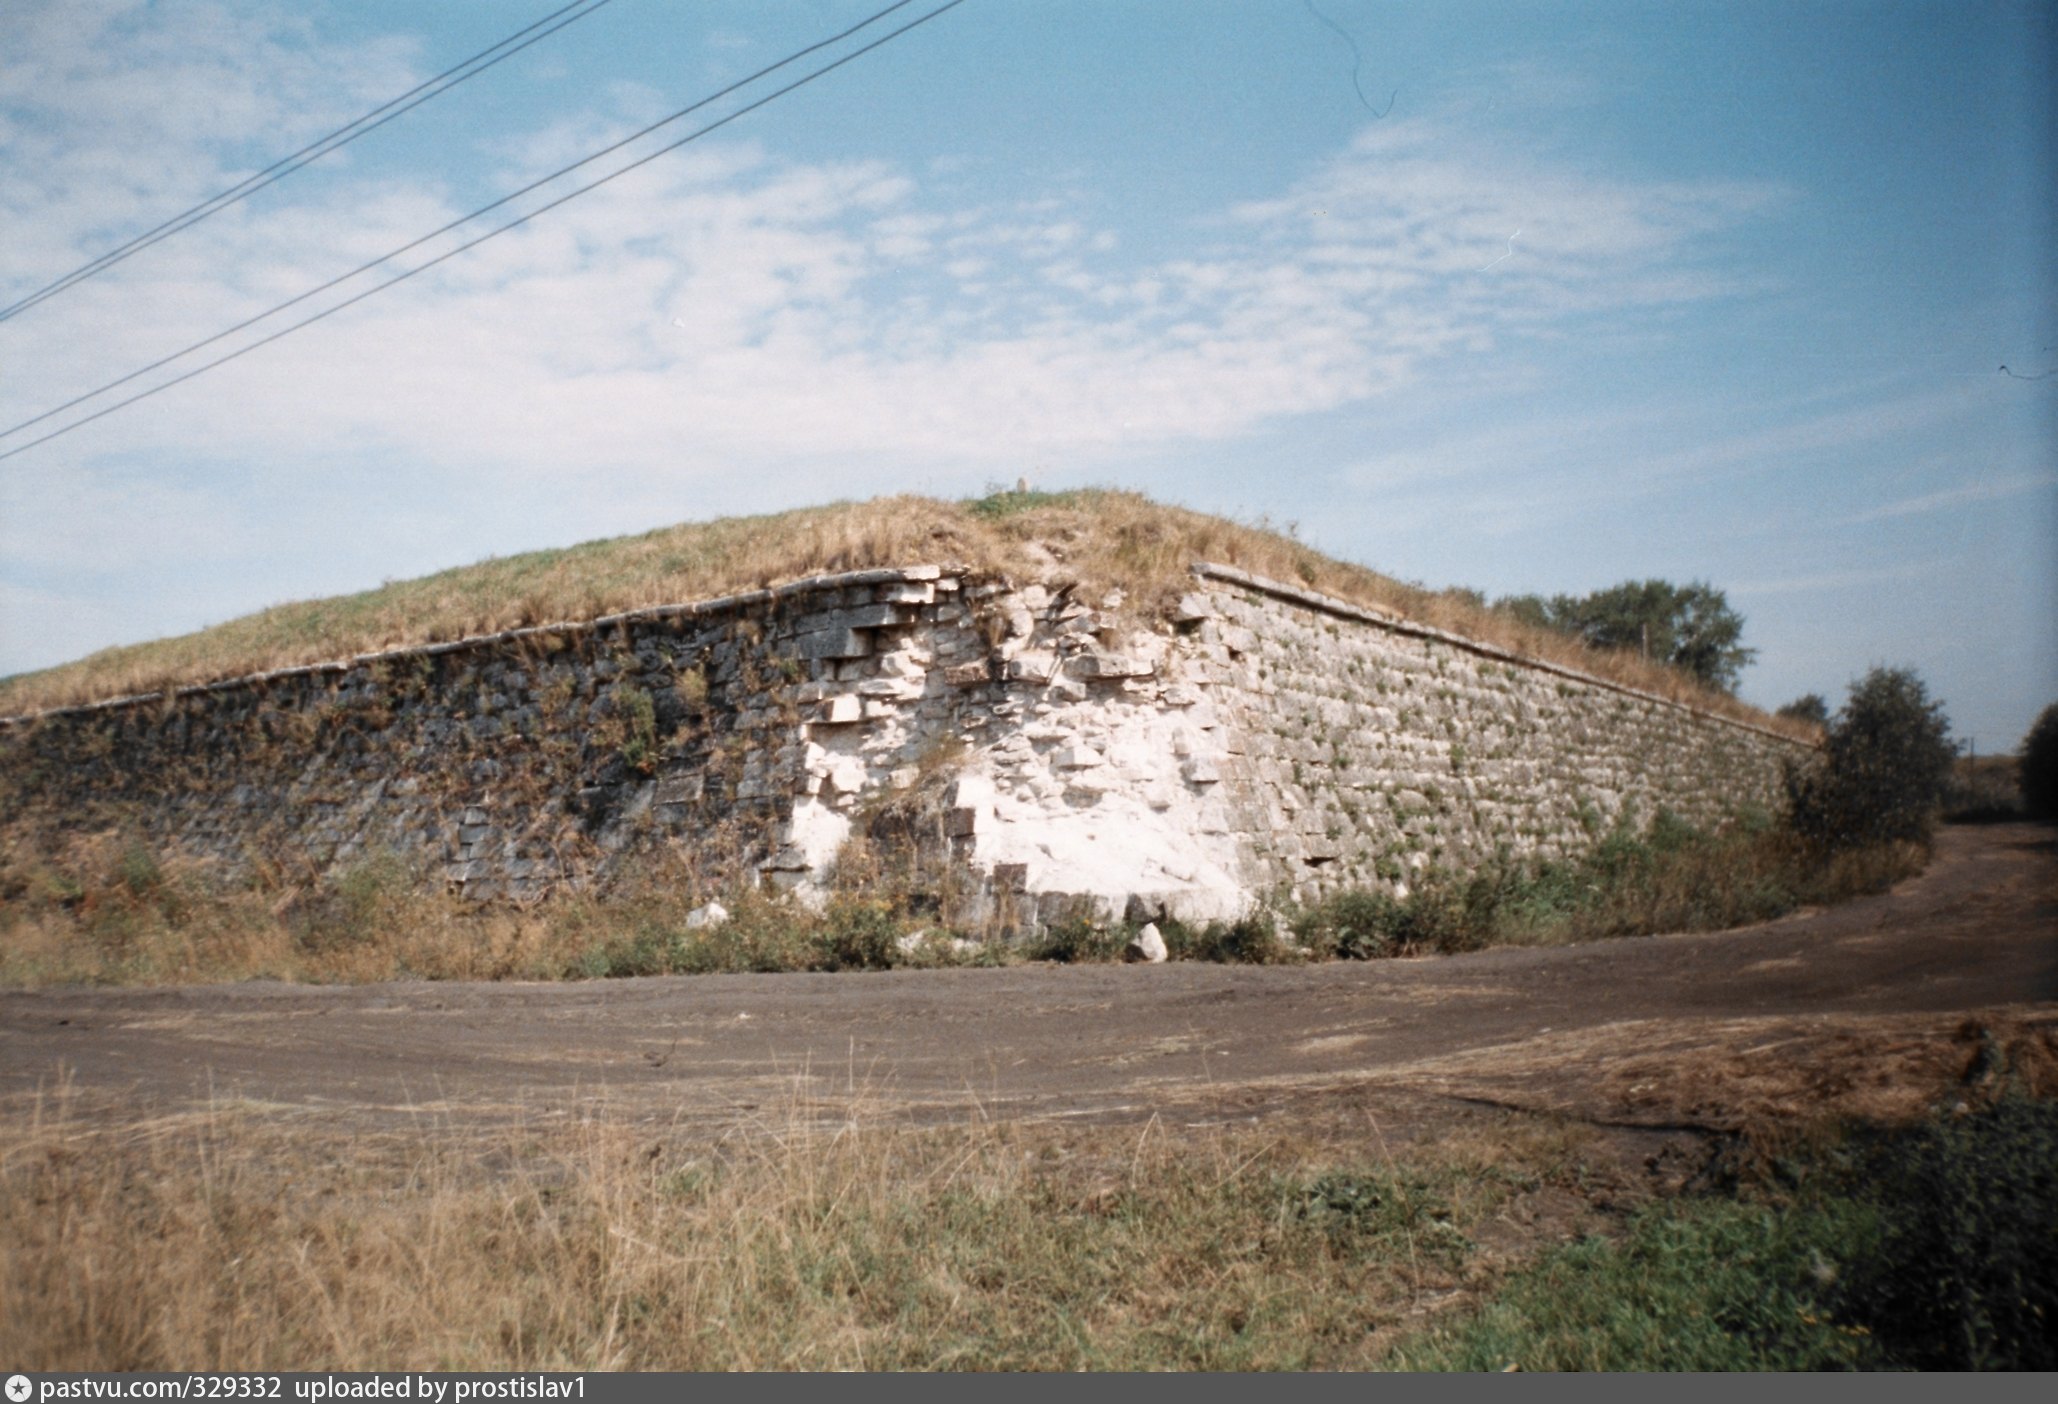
left=0, top=1084, right=1598, bottom=1371
left=0, top=489, right=1809, bottom=738
left=0, top=828, right=958, bottom=989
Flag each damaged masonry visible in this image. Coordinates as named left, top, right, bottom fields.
left=0, top=562, right=1809, bottom=938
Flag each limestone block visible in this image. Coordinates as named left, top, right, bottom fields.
left=1067, top=652, right=1152, bottom=681
left=795, top=628, right=873, bottom=660
left=876, top=651, right=930, bottom=679
left=857, top=676, right=925, bottom=700
left=946, top=774, right=995, bottom=810
left=823, top=604, right=911, bottom=631
left=1054, top=744, right=1104, bottom=770
left=1003, top=602, right=1035, bottom=639
left=816, top=695, right=862, bottom=725
left=1008, top=651, right=1058, bottom=683
left=1124, top=922, right=1168, bottom=963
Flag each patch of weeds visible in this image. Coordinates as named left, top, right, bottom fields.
left=1162, top=914, right=1295, bottom=964
left=609, top=683, right=660, bottom=775
left=1291, top=1168, right=1469, bottom=1266
left=965, top=486, right=1081, bottom=519
left=1026, top=918, right=1126, bottom=963
left=673, top=664, right=709, bottom=711
left=290, top=850, right=419, bottom=955
left=820, top=894, right=902, bottom=971
left=1393, top=1096, right=2058, bottom=1372
left=1834, top=1093, right=2058, bottom=1369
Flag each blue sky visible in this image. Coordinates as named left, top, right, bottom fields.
left=1, top=0, right=2052, bottom=747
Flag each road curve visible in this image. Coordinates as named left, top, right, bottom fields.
left=4, top=823, right=2052, bottom=1136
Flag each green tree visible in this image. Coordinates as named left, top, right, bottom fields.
left=2020, top=702, right=2058, bottom=819
left=1777, top=693, right=1830, bottom=727
left=1496, top=579, right=1757, bottom=692
left=1787, top=667, right=1956, bottom=849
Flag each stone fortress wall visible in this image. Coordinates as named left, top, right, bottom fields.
left=0, top=561, right=1812, bottom=932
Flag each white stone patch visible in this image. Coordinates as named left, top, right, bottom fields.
left=684, top=900, right=729, bottom=930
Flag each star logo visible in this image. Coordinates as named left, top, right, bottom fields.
left=5, top=1375, right=33, bottom=1403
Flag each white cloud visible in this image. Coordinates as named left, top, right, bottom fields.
left=1730, top=560, right=1948, bottom=597
left=1846, top=471, right=2058, bottom=523
left=0, top=3, right=1794, bottom=673
left=0, top=17, right=1784, bottom=483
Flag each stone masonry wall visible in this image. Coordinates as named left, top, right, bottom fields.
left=1181, top=566, right=1810, bottom=907
left=0, top=561, right=1813, bottom=932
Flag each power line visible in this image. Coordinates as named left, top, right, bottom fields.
left=0, top=0, right=966, bottom=465
left=0, top=0, right=927, bottom=449
left=0, top=0, right=618, bottom=326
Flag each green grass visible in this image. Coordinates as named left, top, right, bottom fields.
left=1389, top=1196, right=1887, bottom=1370
left=1388, top=1096, right=2058, bottom=1372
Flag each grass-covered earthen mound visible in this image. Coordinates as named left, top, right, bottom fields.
left=0, top=488, right=1809, bottom=739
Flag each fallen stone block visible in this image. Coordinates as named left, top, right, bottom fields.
left=1125, top=922, right=1168, bottom=963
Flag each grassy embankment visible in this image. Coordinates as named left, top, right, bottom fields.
left=0, top=488, right=1807, bottom=734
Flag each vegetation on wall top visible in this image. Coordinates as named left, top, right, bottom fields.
left=0, top=489, right=1810, bottom=738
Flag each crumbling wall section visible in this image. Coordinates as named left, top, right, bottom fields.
left=0, top=567, right=995, bottom=902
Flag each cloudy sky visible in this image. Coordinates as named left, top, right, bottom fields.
left=1, top=0, right=2052, bottom=746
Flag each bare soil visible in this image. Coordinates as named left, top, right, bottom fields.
left=5, top=823, right=2053, bottom=1144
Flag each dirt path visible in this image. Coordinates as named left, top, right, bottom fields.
left=5, top=823, right=2053, bottom=1139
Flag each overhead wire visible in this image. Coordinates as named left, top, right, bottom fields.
left=0, top=0, right=966, bottom=465
left=0, top=0, right=618, bottom=325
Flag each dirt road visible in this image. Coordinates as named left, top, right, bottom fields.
left=5, top=823, right=2053, bottom=1138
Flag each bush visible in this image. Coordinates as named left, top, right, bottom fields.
left=1164, top=913, right=1297, bottom=963
left=1292, top=890, right=1403, bottom=960
left=1392, top=1096, right=2058, bottom=1371
left=1837, top=1096, right=2058, bottom=1370
left=1786, top=667, right=1955, bottom=850
left=1776, top=693, right=1829, bottom=727
left=2020, top=701, right=2058, bottom=819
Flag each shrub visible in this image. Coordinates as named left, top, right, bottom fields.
left=1776, top=693, right=1829, bottom=727
left=821, top=894, right=901, bottom=970
left=2020, top=701, right=2058, bottom=819
left=1837, top=1095, right=2058, bottom=1370
left=1026, top=918, right=1126, bottom=963
left=1786, top=666, right=1955, bottom=850
left=1292, top=890, right=1403, bottom=960
left=1165, top=914, right=1296, bottom=963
